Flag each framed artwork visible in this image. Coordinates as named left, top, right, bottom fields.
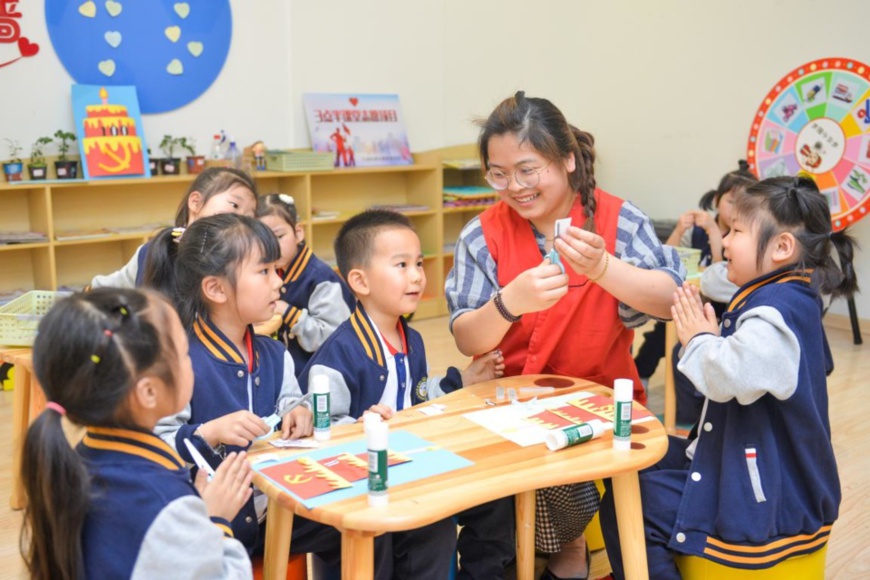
left=303, top=93, right=413, bottom=167
left=72, top=84, right=150, bottom=179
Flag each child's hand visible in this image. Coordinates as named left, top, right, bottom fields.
left=197, top=451, right=253, bottom=522
left=202, top=411, right=269, bottom=447
left=554, top=227, right=608, bottom=280
left=503, top=262, right=568, bottom=316
left=461, top=350, right=505, bottom=386
left=358, top=405, right=393, bottom=422
left=675, top=211, right=696, bottom=233
left=671, top=283, right=719, bottom=346
left=280, top=405, right=313, bottom=439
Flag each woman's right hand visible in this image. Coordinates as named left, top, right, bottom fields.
left=197, top=451, right=253, bottom=522
left=200, top=411, right=269, bottom=448
left=501, top=261, right=568, bottom=316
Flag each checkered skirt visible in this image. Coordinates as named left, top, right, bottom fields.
left=535, top=482, right=601, bottom=553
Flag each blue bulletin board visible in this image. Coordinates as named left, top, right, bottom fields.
left=45, top=0, right=232, bottom=113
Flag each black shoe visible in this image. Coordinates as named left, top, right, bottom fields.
left=538, top=546, right=590, bottom=580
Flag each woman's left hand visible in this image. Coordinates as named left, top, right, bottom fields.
left=671, top=283, right=719, bottom=346
left=281, top=405, right=313, bottom=439
left=554, top=226, right=609, bottom=280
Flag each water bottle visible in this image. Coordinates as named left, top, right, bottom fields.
left=226, top=141, right=242, bottom=170
left=209, top=134, right=223, bottom=160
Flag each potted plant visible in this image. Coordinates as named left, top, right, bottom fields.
left=28, top=137, right=53, bottom=180
left=53, top=130, right=78, bottom=179
left=159, top=134, right=183, bottom=175
left=3, top=139, right=24, bottom=182
left=146, top=148, right=159, bottom=176
left=180, top=137, right=204, bottom=174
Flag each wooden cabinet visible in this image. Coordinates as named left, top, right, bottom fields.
left=0, top=147, right=488, bottom=319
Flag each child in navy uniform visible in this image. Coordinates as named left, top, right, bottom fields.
left=601, top=176, right=853, bottom=579
left=257, top=193, right=355, bottom=375
left=91, top=167, right=258, bottom=289
left=143, top=214, right=334, bottom=560
left=300, top=209, right=508, bottom=579
left=21, top=288, right=253, bottom=579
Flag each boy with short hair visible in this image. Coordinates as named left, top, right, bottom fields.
left=300, top=209, right=514, bottom=580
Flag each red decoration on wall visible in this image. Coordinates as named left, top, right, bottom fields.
left=0, top=0, right=39, bottom=68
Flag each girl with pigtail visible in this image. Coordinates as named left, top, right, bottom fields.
left=445, top=91, right=684, bottom=580
left=20, top=288, right=253, bottom=580
left=601, top=176, right=854, bottom=579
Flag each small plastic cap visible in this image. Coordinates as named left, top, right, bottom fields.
left=613, top=378, right=634, bottom=402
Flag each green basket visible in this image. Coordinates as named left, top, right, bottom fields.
left=265, top=150, right=334, bottom=172
left=0, top=291, right=72, bottom=347
left=675, top=247, right=702, bottom=277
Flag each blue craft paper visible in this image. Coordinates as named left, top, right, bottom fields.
left=254, top=430, right=473, bottom=509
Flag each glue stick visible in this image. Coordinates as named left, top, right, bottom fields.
left=613, top=378, right=633, bottom=450
left=545, top=419, right=607, bottom=451
left=310, top=374, right=331, bottom=442
left=366, top=419, right=389, bottom=507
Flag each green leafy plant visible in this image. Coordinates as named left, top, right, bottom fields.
left=5, top=138, right=23, bottom=164
left=30, top=137, right=53, bottom=166
left=178, top=137, right=197, bottom=157
left=53, top=130, right=77, bottom=162
left=159, top=134, right=184, bottom=159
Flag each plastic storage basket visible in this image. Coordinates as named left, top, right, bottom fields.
left=0, top=291, right=72, bottom=347
left=675, top=247, right=702, bottom=277
left=265, top=150, right=334, bottom=172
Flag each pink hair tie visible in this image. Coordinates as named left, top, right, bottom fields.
left=45, top=402, right=66, bottom=416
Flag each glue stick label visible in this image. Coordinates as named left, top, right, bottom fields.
left=564, top=423, right=595, bottom=446
left=614, top=400, right=632, bottom=439
left=368, top=449, right=388, bottom=493
left=314, top=392, right=330, bottom=430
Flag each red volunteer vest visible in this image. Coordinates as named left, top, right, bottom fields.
left=480, top=189, right=645, bottom=404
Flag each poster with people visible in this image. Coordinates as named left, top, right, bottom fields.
left=303, top=93, right=413, bottom=167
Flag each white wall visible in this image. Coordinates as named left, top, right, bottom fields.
left=2, top=0, right=869, bottom=319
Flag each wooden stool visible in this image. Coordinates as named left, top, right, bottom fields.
left=675, top=544, right=827, bottom=579
left=252, top=552, right=308, bottom=580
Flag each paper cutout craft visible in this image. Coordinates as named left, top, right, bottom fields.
left=320, top=450, right=412, bottom=483
left=258, top=456, right=352, bottom=500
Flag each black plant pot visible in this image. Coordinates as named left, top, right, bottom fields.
left=149, top=158, right=160, bottom=175
left=28, top=165, right=47, bottom=180
left=160, top=158, right=181, bottom=175
left=54, top=160, right=78, bottom=179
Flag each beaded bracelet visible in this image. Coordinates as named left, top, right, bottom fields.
left=588, top=252, right=610, bottom=284
left=493, top=289, right=521, bottom=323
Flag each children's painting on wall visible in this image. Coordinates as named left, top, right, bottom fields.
left=303, top=93, right=413, bottom=167
left=72, top=84, right=150, bottom=179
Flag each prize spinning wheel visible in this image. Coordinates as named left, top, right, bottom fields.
left=747, top=57, right=870, bottom=231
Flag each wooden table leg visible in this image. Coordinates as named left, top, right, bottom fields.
left=9, top=359, right=33, bottom=510
left=664, top=322, right=677, bottom=435
left=515, top=490, right=536, bottom=580
left=612, top=472, right=649, bottom=580
left=341, top=530, right=375, bottom=580
left=263, top=497, right=294, bottom=580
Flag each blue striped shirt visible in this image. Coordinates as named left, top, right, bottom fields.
left=445, top=200, right=685, bottom=330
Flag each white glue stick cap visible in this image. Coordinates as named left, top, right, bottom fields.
left=311, top=374, right=329, bottom=394
left=366, top=419, right=389, bottom=450
left=613, top=378, right=633, bottom=402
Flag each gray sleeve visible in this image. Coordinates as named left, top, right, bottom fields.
left=423, top=376, right=447, bottom=400
left=276, top=351, right=308, bottom=412
left=308, top=364, right=356, bottom=425
left=699, top=261, right=739, bottom=303
left=677, top=305, right=800, bottom=405
left=615, top=202, right=686, bottom=327
left=131, top=496, right=252, bottom=580
left=292, top=281, right=352, bottom=352
left=154, top=404, right=191, bottom=452
left=679, top=227, right=694, bottom=248
left=90, top=244, right=143, bottom=289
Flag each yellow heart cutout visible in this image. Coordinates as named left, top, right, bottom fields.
left=105, top=1, right=122, bottom=17
left=187, top=41, right=203, bottom=57
left=98, top=60, right=116, bottom=77
left=166, top=59, right=184, bottom=75
left=78, top=1, right=97, bottom=18
left=174, top=2, right=190, bottom=18
left=165, top=26, right=181, bottom=43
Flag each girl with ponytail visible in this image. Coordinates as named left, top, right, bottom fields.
left=21, top=288, right=253, bottom=579
left=445, top=92, right=685, bottom=580
left=601, top=175, right=851, bottom=578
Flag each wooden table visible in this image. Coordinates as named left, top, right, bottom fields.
left=248, top=374, right=668, bottom=580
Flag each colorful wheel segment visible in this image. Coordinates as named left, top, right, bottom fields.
left=747, top=58, right=870, bottom=231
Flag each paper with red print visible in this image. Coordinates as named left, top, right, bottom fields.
left=319, top=450, right=412, bottom=483
left=258, top=456, right=353, bottom=500
left=464, top=391, right=654, bottom=447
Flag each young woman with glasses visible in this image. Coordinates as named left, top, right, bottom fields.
left=445, top=91, right=685, bottom=580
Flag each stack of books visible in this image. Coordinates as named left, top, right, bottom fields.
left=443, top=186, right=497, bottom=209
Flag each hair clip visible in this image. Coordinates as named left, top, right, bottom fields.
left=45, top=401, right=66, bottom=416
left=90, top=354, right=101, bottom=364
left=278, top=193, right=295, bottom=206
left=171, top=226, right=186, bottom=243
left=118, top=306, right=128, bottom=317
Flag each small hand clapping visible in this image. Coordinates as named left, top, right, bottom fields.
left=671, top=283, right=719, bottom=346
